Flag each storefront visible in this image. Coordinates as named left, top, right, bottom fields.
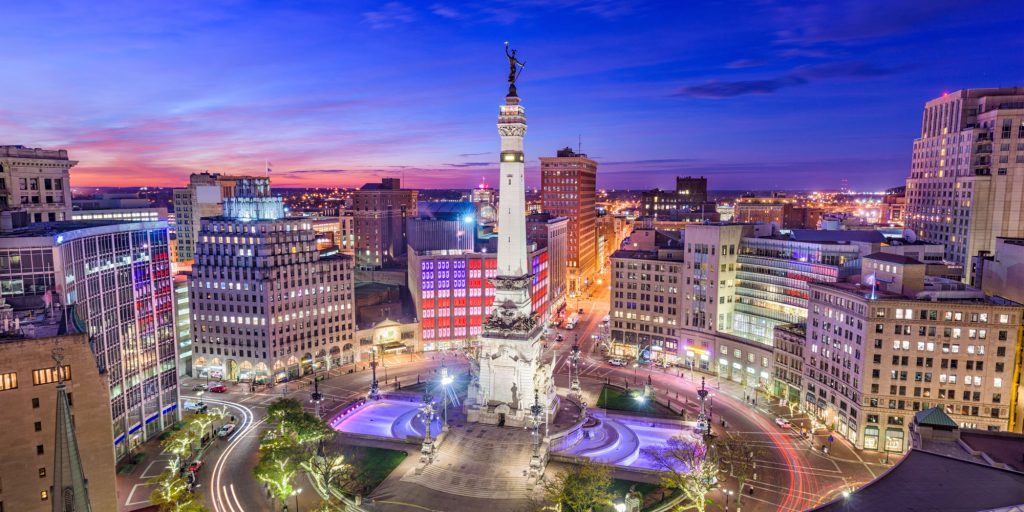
left=884, top=428, right=905, bottom=452
left=863, top=425, right=880, bottom=450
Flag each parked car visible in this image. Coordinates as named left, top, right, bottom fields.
left=191, top=384, right=207, bottom=392
left=608, top=358, right=627, bottom=367
left=556, top=334, right=564, bottom=342
left=183, top=401, right=208, bottom=413
left=187, top=460, right=204, bottom=473
left=578, top=308, right=584, bottom=315
left=602, top=315, right=610, bottom=324
left=217, top=424, right=237, bottom=438
left=775, top=417, right=791, bottom=429
left=208, top=384, right=227, bottom=393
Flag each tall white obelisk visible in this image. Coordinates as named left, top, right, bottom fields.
left=466, top=44, right=554, bottom=428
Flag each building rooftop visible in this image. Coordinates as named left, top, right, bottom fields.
left=789, top=229, right=887, bottom=244
left=811, top=280, right=1020, bottom=306
left=914, top=407, right=958, bottom=429
left=0, top=220, right=166, bottom=239
left=864, top=252, right=923, bottom=265
left=810, top=449, right=1024, bottom=512
left=416, top=201, right=476, bottom=219
left=0, top=145, right=72, bottom=160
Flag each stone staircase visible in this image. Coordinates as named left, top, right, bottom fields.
left=400, top=425, right=536, bottom=500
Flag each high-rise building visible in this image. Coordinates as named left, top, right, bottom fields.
left=352, top=178, right=418, bottom=270
left=0, top=220, right=178, bottom=459
left=904, top=88, right=1024, bottom=271
left=976, top=237, right=1024, bottom=304
left=466, top=72, right=554, bottom=427
left=804, top=253, right=1022, bottom=453
left=190, top=178, right=356, bottom=383
left=339, top=211, right=355, bottom=255
left=526, top=213, right=568, bottom=314
left=0, top=145, right=75, bottom=224
left=680, top=223, right=753, bottom=334
left=172, top=172, right=257, bottom=262
left=0, top=331, right=118, bottom=512
left=541, top=147, right=597, bottom=293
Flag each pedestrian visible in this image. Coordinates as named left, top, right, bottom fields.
left=748, top=487, right=754, bottom=496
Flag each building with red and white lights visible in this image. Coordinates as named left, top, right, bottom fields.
left=408, top=244, right=549, bottom=352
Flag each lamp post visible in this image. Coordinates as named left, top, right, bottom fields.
left=292, top=488, right=302, bottom=512
left=569, top=344, right=581, bottom=399
left=724, top=489, right=734, bottom=511
left=369, top=348, right=380, bottom=400
left=696, top=377, right=710, bottom=438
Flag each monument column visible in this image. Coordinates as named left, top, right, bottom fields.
left=466, top=44, right=554, bottom=428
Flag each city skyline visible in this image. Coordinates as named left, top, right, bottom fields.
left=3, top=1, right=1022, bottom=191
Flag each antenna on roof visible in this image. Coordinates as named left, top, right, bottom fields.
left=578, top=134, right=582, bottom=155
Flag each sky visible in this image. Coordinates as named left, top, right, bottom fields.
left=2, top=0, right=1022, bottom=191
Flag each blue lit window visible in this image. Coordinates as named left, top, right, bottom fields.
left=422, top=261, right=433, bottom=271
left=454, top=259, right=466, bottom=270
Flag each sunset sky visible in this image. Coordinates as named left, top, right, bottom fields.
left=3, top=1, right=1022, bottom=190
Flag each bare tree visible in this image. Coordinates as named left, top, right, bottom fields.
left=641, top=437, right=718, bottom=512
left=716, top=435, right=766, bottom=510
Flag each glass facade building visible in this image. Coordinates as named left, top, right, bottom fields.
left=733, top=238, right=861, bottom=343
left=0, top=220, right=178, bottom=459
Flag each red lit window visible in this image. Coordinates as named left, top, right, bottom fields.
left=486, top=297, right=495, bottom=306
left=470, top=316, right=482, bottom=326
left=454, top=317, right=467, bottom=326
left=422, top=318, right=434, bottom=328
left=469, top=259, right=482, bottom=269
left=469, top=297, right=482, bottom=306
left=485, top=259, right=497, bottom=269
left=439, top=299, right=451, bottom=308
left=422, top=299, right=434, bottom=309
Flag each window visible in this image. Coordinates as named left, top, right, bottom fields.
left=32, top=366, right=70, bottom=386
left=41, top=490, right=48, bottom=501
left=38, top=468, right=45, bottom=478
left=0, top=372, right=16, bottom=391
left=34, top=421, right=41, bottom=432
left=32, top=398, right=39, bottom=409
left=36, top=445, right=44, bottom=455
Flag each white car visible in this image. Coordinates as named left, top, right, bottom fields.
left=217, top=424, right=237, bottom=438
left=608, top=358, right=627, bottom=367
left=183, top=401, right=208, bottom=413
left=775, top=417, right=791, bottom=429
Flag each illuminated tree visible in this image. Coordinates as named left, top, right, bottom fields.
left=641, top=437, right=718, bottom=512
left=148, top=468, right=209, bottom=512
left=254, top=443, right=301, bottom=505
left=541, top=461, right=615, bottom=512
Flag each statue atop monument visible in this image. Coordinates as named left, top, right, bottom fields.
left=505, top=42, right=525, bottom=96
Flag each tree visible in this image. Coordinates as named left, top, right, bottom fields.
left=302, top=448, right=353, bottom=508
left=716, top=435, right=766, bottom=510
left=254, top=443, right=302, bottom=505
left=541, top=461, right=615, bottom=512
left=641, top=437, right=718, bottom=512
left=148, top=468, right=210, bottom=512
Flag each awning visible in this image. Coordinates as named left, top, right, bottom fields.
left=379, top=341, right=408, bottom=352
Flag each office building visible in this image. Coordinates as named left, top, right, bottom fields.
left=733, top=193, right=795, bottom=227
left=409, top=244, right=549, bottom=352
left=609, top=243, right=684, bottom=360
left=407, top=202, right=477, bottom=253
left=526, top=212, right=569, bottom=314
left=640, top=176, right=718, bottom=222
left=904, top=88, right=1024, bottom=268
left=0, top=145, right=75, bottom=224
left=541, top=147, right=597, bottom=293
left=733, top=236, right=861, bottom=343
left=190, top=178, right=356, bottom=383
left=772, top=323, right=806, bottom=403
left=471, top=180, right=497, bottom=224
left=339, top=211, right=355, bottom=254
left=0, top=331, right=118, bottom=512
left=0, top=220, right=178, bottom=459
left=173, top=172, right=256, bottom=262
left=311, top=216, right=342, bottom=250
left=804, top=253, right=1022, bottom=452
left=174, top=273, right=193, bottom=376
left=352, top=178, right=418, bottom=270
left=680, top=223, right=757, bottom=334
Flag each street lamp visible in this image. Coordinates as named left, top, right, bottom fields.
left=440, top=368, right=454, bottom=428
left=614, top=503, right=626, bottom=512
left=292, top=488, right=302, bottom=512
left=724, top=489, right=734, bottom=511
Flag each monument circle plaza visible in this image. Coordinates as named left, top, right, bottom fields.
left=325, top=46, right=705, bottom=508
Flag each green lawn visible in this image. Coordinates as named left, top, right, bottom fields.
left=339, top=446, right=408, bottom=495
left=596, top=386, right=679, bottom=418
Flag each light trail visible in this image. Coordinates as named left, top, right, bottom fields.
left=203, top=397, right=259, bottom=512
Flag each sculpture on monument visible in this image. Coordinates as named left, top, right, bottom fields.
left=504, top=42, right=526, bottom=95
